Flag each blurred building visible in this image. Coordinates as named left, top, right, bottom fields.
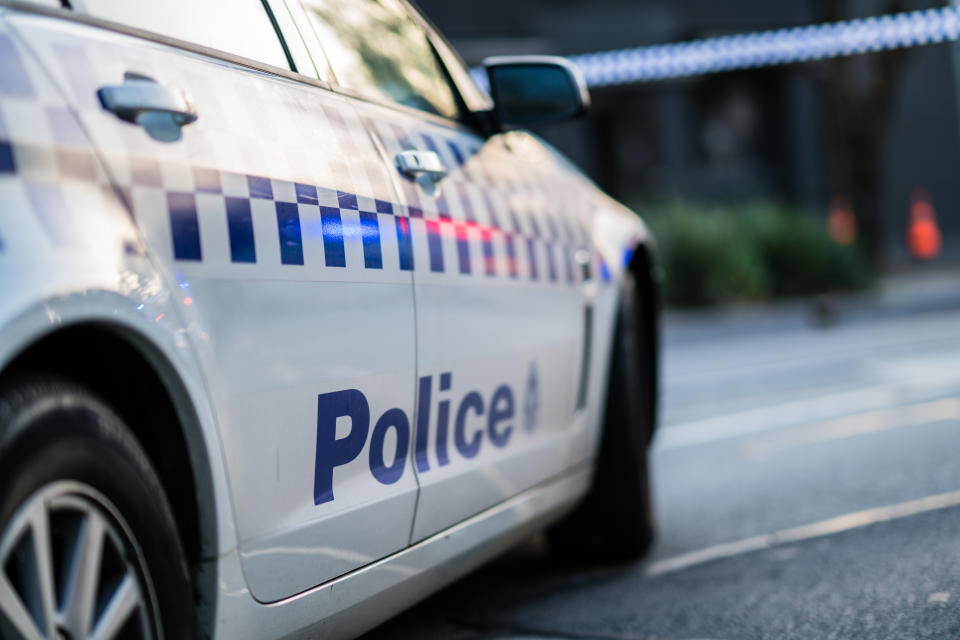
left=417, top=0, right=960, bottom=264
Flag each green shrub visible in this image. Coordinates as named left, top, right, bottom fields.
left=636, top=200, right=872, bottom=307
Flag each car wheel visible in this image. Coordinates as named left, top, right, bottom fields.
left=0, top=377, right=195, bottom=639
left=548, top=273, right=657, bottom=562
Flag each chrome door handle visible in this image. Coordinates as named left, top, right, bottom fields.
left=98, top=73, right=197, bottom=142
left=396, top=150, right=447, bottom=180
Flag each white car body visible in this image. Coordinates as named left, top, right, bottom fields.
left=0, top=1, right=654, bottom=637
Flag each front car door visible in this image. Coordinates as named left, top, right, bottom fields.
left=8, top=0, right=420, bottom=601
left=294, top=0, right=592, bottom=542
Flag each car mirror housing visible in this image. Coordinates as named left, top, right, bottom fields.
left=483, top=55, right=590, bottom=129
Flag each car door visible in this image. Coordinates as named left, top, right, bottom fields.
left=294, top=0, right=591, bottom=542
left=7, top=0, right=420, bottom=601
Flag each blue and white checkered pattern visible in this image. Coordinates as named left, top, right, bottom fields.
left=0, top=17, right=612, bottom=287
left=473, top=6, right=960, bottom=88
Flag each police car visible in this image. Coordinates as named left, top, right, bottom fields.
left=0, top=1, right=659, bottom=638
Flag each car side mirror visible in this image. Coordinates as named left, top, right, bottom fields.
left=483, top=55, right=590, bottom=130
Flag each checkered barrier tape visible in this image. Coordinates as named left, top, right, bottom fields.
left=0, top=23, right=613, bottom=288
left=472, top=6, right=960, bottom=88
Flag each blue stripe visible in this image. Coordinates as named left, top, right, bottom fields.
left=455, top=225, right=471, bottom=274
left=395, top=216, right=413, bottom=271
left=426, top=220, right=444, bottom=272
left=460, top=194, right=476, bottom=223
left=296, top=182, right=318, bottom=205
left=509, top=211, right=522, bottom=233
left=482, top=230, right=495, bottom=276
left=529, top=217, right=542, bottom=238
left=545, top=217, right=560, bottom=240
left=359, top=211, right=383, bottom=269
left=526, top=238, right=539, bottom=280
left=392, top=125, right=414, bottom=150
left=168, top=192, right=202, bottom=261
left=447, top=141, right=466, bottom=166
left=421, top=133, right=441, bottom=154
left=376, top=199, right=394, bottom=214
left=320, top=206, right=346, bottom=267
left=225, top=196, right=256, bottom=263
left=564, top=246, right=575, bottom=283
left=0, top=141, right=13, bottom=173
left=482, top=193, right=501, bottom=228
left=275, top=201, right=304, bottom=265
left=337, top=191, right=358, bottom=210
left=505, top=236, right=518, bottom=278
left=546, top=243, right=558, bottom=282
left=248, top=175, right=273, bottom=199
left=599, top=258, right=612, bottom=282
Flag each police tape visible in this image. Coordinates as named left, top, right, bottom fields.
left=472, top=6, right=960, bottom=89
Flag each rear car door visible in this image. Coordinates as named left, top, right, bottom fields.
left=6, top=0, right=420, bottom=601
left=295, top=0, right=591, bottom=542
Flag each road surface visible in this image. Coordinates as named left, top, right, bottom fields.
left=365, top=304, right=960, bottom=640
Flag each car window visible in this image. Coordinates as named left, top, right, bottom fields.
left=80, top=0, right=291, bottom=69
left=299, top=0, right=459, bottom=119
left=426, top=26, right=493, bottom=113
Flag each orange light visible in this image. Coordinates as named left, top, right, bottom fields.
left=907, top=188, right=942, bottom=260
left=827, top=196, right=857, bottom=245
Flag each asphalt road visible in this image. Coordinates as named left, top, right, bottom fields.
left=364, top=304, right=960, bottom=640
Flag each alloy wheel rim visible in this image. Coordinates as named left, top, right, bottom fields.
left=0, top=481, right=159, bottom=640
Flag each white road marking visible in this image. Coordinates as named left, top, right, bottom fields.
left=655, top=387, right=900, bottom=451
left=645, top=489, right=960, bottom=576
left=738, top=397, right=960, bottom=457
left=655, top=388, right=960, bottom=452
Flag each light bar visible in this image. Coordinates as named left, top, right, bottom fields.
left=472, top=6, right=960, bottom=89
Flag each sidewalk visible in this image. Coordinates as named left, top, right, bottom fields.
left=663, top=268, right=960, bottom=345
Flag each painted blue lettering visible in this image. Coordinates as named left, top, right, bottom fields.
left=313, top=372, right=525, bottom=503
left=488, top=385, right=514, bottom=448
left=455, top=391, right=484, bottom=459
left=314, top=389, right=370, bottom=505
left=369, top=408, right=410, bottom=485
left=414, top=375, right=431, bottom=472
left=436, top=372, right=452, bottom=466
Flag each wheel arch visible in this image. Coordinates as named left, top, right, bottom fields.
left=0, top=319, right=220, bottom=633
left=624, top=239, right=661, bottom=439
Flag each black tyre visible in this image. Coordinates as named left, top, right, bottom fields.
left=548, top=273, right=657, bottom=562
left=0, top=377, right=195, bottom=639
